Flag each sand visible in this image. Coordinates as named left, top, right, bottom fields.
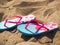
left=0, top=0, right=60, bottom=45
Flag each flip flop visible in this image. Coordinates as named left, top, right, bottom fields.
left=0, top=14, right=35, bottom=31
left=17, top=20, right=58, bottom=36
left=0, top=15, right=22, bottom=31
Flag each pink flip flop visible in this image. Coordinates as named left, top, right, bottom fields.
left=0, top=14, right=35, bottom=31
left=17, top=19, right=58, bottom=36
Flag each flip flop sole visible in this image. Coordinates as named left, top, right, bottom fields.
left=17, top=23, right=58, bottom=36
left=0, top=21, right=16, bottom=30
left=0, top=18, right=18, bottom=31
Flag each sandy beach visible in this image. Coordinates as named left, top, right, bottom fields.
left=0, top=0, right=60, bottom=45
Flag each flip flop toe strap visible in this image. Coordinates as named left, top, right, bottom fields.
left=4, top=16, right=22, bottom=27
left=25, top=19, right=49, bottom=31
left=34, top=20, right=49, bottom=31
left=36, top=24, right=49, bottom=31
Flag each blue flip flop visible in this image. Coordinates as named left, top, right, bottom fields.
left=17, top=22, right=58, bottom=36
left=0, top=16, right=22, bottom=31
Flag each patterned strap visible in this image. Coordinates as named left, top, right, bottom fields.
left=4, top=16, right=22, bottom=27
left=25, top=19, right=49, bottom=31
left=25, top=21, right=30, bottom=29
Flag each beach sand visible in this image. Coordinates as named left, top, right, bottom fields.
left=0, top=0, right=60, bottom=45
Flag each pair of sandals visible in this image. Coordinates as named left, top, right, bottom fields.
left=0, top=14, right=58, bottom=36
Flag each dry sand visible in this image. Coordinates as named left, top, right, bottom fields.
left=0, top=0, right=60, bottom=45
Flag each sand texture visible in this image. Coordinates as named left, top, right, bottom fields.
left=0, top=0, right=60, bottom=45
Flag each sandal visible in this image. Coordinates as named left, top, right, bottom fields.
left=0, top=14, right=35, bottom=31
left=0, top=15, right=22, bottom=30
left=17, top=19, right=58, bottom=36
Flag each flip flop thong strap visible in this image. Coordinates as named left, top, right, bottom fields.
left=4, top=16, right=22, bottom=27
left=34, top=20, right=49, bottom=31
left=25, top=19, right=49, bottom=31
left=8, top=16, right=22, bottom=24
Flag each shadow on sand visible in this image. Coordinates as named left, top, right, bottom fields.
left=21, top=28, right=59, bottom=44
